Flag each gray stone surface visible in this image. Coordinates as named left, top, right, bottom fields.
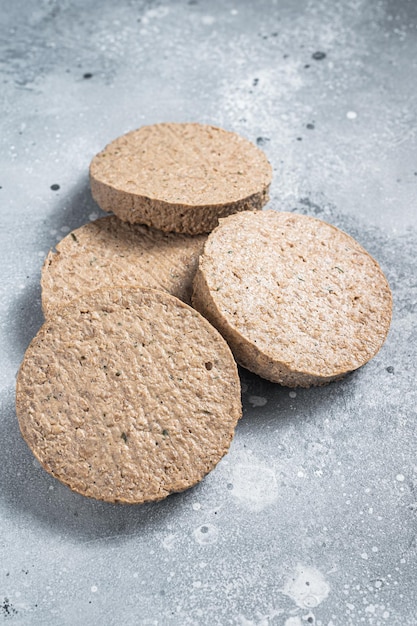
left=1, top=0, right=416, bottom=624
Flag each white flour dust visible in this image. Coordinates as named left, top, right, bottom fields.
left=231, top=461, right=278, bottom=512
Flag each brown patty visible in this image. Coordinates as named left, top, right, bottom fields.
left=16, top=288, right=242, bottom=503
left=89, top=123, right=272, bottom=234
left=41, top=216, right=206, bottom=316
left=192, top=210, right=392, bottom=387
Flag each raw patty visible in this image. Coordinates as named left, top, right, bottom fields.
left=41, top=216, right=206, bottom=316
left=89, top=122, right=272, bottom=234
left=16, top=288, right=242, bottom=503
left=192, top=210, right=392, bottom=387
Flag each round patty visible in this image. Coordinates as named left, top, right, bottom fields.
left=192, top=210, right=392, bottom=387
left=89, top=123, right=272, bottom=234
left=16, top=288, right=241, bottom=503
left=41, top=216, right=206, bottom=316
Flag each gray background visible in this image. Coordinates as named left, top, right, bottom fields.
left=1, top=0, right=416, bottom=624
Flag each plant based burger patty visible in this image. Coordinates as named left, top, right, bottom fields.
left=16, top=287, right=242, bottom=503
left=41, top=215, right=206, bottom=316
left=89, top=122, right=272, bottom=234
left=192, top=210, right=392, bottom=387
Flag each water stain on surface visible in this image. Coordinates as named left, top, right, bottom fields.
left=282, top=565, right=330, bottom=609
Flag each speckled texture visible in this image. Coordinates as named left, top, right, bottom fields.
left=193, top=211, right=392, bottom=386
left=90, top=123, right=272, bottom=233
left=16, top=288, right=241, bottom=503
left=1, top=0, right=417, bottom=624
left=41, top=215, right=206, bottom=315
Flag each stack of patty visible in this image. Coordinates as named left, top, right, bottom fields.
left=15, top=122, right=392, bottom=503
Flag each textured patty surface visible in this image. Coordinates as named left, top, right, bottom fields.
left=89, top=123, right=272, bottom=234
left=16, top=288, right=241, bottom=503
left=41, top=216, right=206, bottom=316
left=192, top=210, right=392, bottom=387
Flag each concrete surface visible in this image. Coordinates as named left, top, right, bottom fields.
left=1, top=0, right=416, bottom=624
